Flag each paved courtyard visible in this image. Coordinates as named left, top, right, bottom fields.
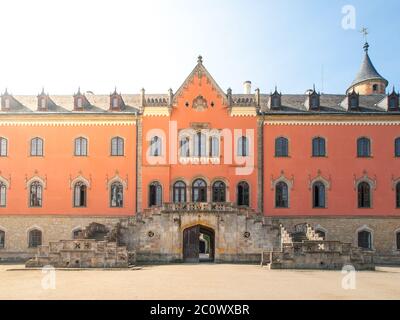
left=0, top=263, right=399, bottom=300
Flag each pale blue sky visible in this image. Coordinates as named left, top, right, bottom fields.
left=0, top=0, right=398, bottom=95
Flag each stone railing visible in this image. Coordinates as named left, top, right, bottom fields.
left=143, top=202, right=257, bottom=215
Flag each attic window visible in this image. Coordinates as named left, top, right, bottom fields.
left=350, top=96, right=358, bottom=108
left=310, top=95, right=319, bottom=109
left=40, top=98, right=47, bottom=110
left=4, top=99, right=10, bottom=109
left=272, top=96, right=280, bottom=108
left=77, top=97, right=83, bottom=109
left=112, top=97, right=119, bottom=108
left=372, top=84, right=378, bottom=92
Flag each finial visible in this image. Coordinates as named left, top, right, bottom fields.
left=363, top=42, right=369, bottom=53
left=77, top=86, right=81, bottom=95
left=313, top=84, right=316, bottom=92
left=197, top=55, right=203, bottom=64
left=4, top=88, right=8, bottom=95
left=41, top=87, right=45, bottom=95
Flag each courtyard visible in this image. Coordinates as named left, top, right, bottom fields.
left=0, top=263, right=399, bottom=300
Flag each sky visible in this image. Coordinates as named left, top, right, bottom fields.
left=0, top=0, right=399, bottom=95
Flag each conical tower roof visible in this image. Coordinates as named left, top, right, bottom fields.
left=348, top=42, right=388, bottom=91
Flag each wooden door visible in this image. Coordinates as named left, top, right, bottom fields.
left=183, top=225, right=200, bottom=263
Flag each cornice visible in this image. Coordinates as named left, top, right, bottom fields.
left=264, top=120, right=400, bottom=126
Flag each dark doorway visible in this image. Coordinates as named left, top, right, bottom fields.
left=183, top=225, right=215, bottom=263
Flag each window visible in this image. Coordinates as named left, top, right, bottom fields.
left=237, top=136, right=249, bottom=157
left=40, top=98, right=46, bottom=110
left=180, top=137, right=190, bottom=157
left=30, top=137, right=43, bottom=156
left=358, top=182, right=371, bottom=208
left=395, top=138, right=400, bottom=157
left=310, top=95, right=319, bottom=108
left=275, top=181, right=289, bottom=208
left=312, top=182, right=326, bottom=208
left=275, top=137, right=289, bottom=157
left=73, top=229, right=83, bottom=239
left=194, top=132, right=207, bottom=157
left=112, top=97, right=119, bottom=108
left=110, top=182, right=123, bottom=208
left=4, top=98, right=10, bottom=109
left=350, top=96, right=358, bottom=108
left=149, top=182, right=162, bottom=207
left=372, top=84, right=378, bottom=92
left=358, top=230, right=372, bottom=250
left=28, top=229, right=42, bottom=248
left=111, top=137, right=124, bottom=156
left=209, top=136, right=219, bottom=157
left=0, top=230, right=4, bottom=248
left=271, top=96, right=280, bottom=108
left=397, top=232, right=400, bottom=250
left=312, top=137, right=326, bottom=157
left=389, top=97, right=398, bottom=110
left=74, top=137, right=88, bottom=156
left=212, top=181, right=226, bottom=202
left=396, top=183, right=400, bottom=209
left=76, top=97, right=83, bottom=109
left=0, top=137, right=7, bottom=157
left=315, top=229, right=326, bottom=240
left=237, top=181, right=250, bottom=207
left=192, top=179, right=207, bottom=203
left=173, top=181, right=186, bottom=203
left=74, top=182, right=87, bottom=207
left=150, top=136, right=162, bottom=157
left=29, top=181, right=42, bottom=207
left=357, top=137, right=371, bottom=158
left=0, top=182, right=6, bottom=207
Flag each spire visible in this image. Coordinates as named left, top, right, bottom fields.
left=347, top=42, right=388, bottom=92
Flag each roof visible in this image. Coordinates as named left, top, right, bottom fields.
left=348, top=43, right=388, bottom=90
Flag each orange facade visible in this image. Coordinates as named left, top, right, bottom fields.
left=0, top=117, right=136, bottom=216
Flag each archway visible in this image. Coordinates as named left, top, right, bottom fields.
left=183, top=225, right=215, bottom=263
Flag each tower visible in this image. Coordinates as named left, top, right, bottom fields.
left=346, top=42, right=388, bottom=95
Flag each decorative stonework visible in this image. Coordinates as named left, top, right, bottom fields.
left=308, top=170, right=332, bottom=190
left=25, top=174, right=47, bottom=189
left=270, top=171, right=294, bottom=190
left=69, top=174, right=92, bottom=190
left=353, top=171, right=377, bottom=190
left=105, top=173, right=128, bottom=190
left=192, top=95, right=208, bottom=111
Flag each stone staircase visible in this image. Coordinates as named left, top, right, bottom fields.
left=262, top=222, right=375, bottom=270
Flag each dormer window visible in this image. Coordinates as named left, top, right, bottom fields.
left=37, top=89, right=48, bottom=111
left=388, top=89, right=399, bottom=111
left=40, top=98, right=46, bottom=110
left=269, top=88, right=281, bottom=109
left=4, top=98, right=10, bottom=110
left=73, top=88, right=88, bottom=111
left=307, top=88, right=320, bottom=110
left=77, top=97, right=82, bottom=109
left=373, top=84, right=378, bottom=92
left=348, top=89, right=359, bottom=110
left=109, top=89, right=125, bottom=111
left=1, top=89, right=12, bottom=111
left=311, top=96, right=319, bottom=108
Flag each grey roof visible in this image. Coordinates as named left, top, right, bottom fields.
left=348, top=50, right=388, bottom=90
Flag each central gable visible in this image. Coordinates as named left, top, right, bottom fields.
left=173, top=56, right=227, bottom=110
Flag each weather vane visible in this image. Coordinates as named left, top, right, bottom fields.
left=360, top=27, right=369, bottom=42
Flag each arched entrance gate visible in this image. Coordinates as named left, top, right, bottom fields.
left=183, top=225, right=215, bottom=263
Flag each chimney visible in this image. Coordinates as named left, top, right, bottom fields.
left=243, top=81, right=252, bottom=94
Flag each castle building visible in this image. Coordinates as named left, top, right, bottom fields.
left=0, top=43, right=400, bottom=264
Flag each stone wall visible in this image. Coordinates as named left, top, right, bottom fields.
left=274, top=217, right=400, bottom=264
left=0, top=216, right=124, bottom=261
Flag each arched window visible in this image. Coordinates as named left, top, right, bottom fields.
left=110, top=182, right=123, bottom=208
left=396, top=232, right=400, bottom=250
left=74, top=182, right=87, bottom=207
left=350, top=96, right=358, bottom=108
left=389, top=96, right=398, bottom=110
left=358, top=182, right=371, bottom=208
left=312, top=137, right=326, bottom=157
left=275, top=137, right=288, bottom=157
left=372, top=84, right=378, bottom=92
left=29, top=181, right=42, bottom=207
left=275, top=181, right=289, bottom=208
left=150, top=136, right=162, bottom=157
left=358, top=230, right=372, bottom=250
left=180, top=137, right=190, bottom=157
left=357, top=137, right=371, bottom=158
left=237, top=136, right=249, bottom=157
left=30, top=137, right=43, bottom=156
left=0, top=230, right=4, bottom=248
left=312, top=182, right=326, bottom=208
left=395, top=138, right=400, bottom=157
left=396, top=183, right=400, bottom=209
left=173, top=181, right=186, bottom=203
left=149, top=182, right=162, bottom=207
left=209, top=136, right=219, bottom=157
left=192, top=179, right=207, bottom=202
left=0, top=182, right=6, bottom=207
left=194, top=132, right=207, bottom=157
left=73, top=228, right=83, bottom=239
left=111, top=137, right=124, bottom=156
left=0, top=137, right=7, bottom=157
left=74, top=137, right=88, bottom=156
left=28, top=229, right=42, bottom=248
left=310, top=95, right=319, bottom=108
left=237, top=181, right=250, bottom=207
left=212, top=181, right=226, bottom=202
left=315, top=229, right=326, bottom=240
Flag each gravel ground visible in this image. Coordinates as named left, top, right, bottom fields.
left=0, top=264, right=399, bottom=300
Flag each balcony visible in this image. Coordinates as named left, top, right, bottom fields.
left=144, top=202, right=257, bottom=215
